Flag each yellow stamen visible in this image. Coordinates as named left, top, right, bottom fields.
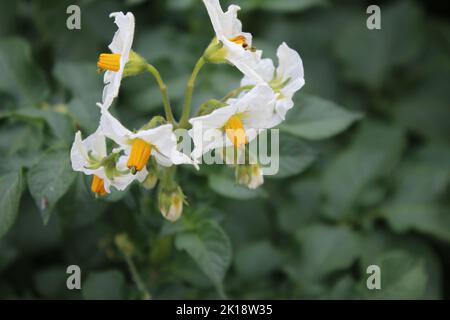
left=91, top=175, right=107, bottom=196
left=127, top=139, right=152, bottom=173
left=97, top=53, right=121, bottom=72
left=224, top=115, right=248, bottom=148
left=229, top=35, right=249, bottom=49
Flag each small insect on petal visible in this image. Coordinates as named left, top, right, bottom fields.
left=229, top=35, right=249, bottom=49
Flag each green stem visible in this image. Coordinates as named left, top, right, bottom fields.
left=122, top=250, right=152, bottom=300
left=220, top=85, right=254, bottom=102
left=146, top=64, right=176, bottom=125
left=179, top=56, right=207, bottom=128
left=162, top=165, right=177, bottom=189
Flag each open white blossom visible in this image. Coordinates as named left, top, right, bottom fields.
left=241, top=42, right=305, bottom=127
left=202, top=0, right=264, bottom=83
left=70, top=129, right=146, bottom=196
left=97, top=12, right=135, bottom=109
left=99, top=108, right=196, bottom=172
left=189, top=85, right=276, bottom=158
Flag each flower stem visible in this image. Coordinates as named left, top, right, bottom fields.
left=122, top=251, right=152, bottom=300
left=115, top=234, right=151, bottom=300
left=179, top=56, right=207, bottom=128
left=146, top=64, right=176, bottom=125
left=220, top=85, right=254, bottom=102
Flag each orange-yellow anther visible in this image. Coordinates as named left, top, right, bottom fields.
left=91, top=175, right=107, bottom=196
left=229, top=35, right=249, bottom=49
left=224, top=115, right=247, bottom=148
left=97, top=53, right=121, bottom=72
left=127, top=139, right=152, bottom=173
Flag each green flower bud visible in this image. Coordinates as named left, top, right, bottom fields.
left=158, top=185, right=185, bottom=222
left=203, top=38, right=227, bottom=64
left=142, top=171, right=158, bottom=190
left=123, top=50, right=148, bottom=77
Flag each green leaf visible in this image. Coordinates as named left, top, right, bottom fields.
left=34, top=266, right=77, bottom=299
left=276, top=179, right=321, bottom=234
left=293, top=224, right=361, bottom=279
left=27, top=150, right=76, bottom=224
left=280, top=95, right=363, bottom=140
left=0, top=170, right=24, bottom=238
left=335, top=0, right=425, bottom=89
left=380, top=146, right=450, bottom=242
left=358, top=251, right=428, bottom=299
left=175, top=219, right=232, bottom=296
left=208, top=170, right=267, bottom=200
left=53, top=62, right=102, bottom=132
left=382, top=203, right=450, bottom=242
left=392, top=72, right=450, bottom=142
left=245, top=0, right=328, bottom=13
left=359, top=231, right=442, bottom=299
left=0, top=37, right=49, bottom=105
left=0, top=108, right=74, bottom=145
left=266, top=133, right=317, bottom=179
left=0, top=122, right=43, bottom=159
left=234, top=241, right=283, bottom=280
left=322, top=121, right=405, bottom=219
left=83, top=270, right=125, bottom=300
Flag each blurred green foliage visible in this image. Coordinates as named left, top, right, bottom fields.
left=0, top=0, right=449, bottom=299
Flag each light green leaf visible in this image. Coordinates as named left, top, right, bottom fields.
left=359, top=231, right=442, bottom=299
left=280, top=95, right=363, bottom=140
left=27, top=150, right=76, bottom=224
left=0, top=37, right=49, bottom=105
left=0, top=171, right=24, bottom=238
left=382, top=204, right=450, bottom=243
left=293, top=224, right=361, bottom=279
left=358, top=251, right=428, bottom=299
left=83, top=270, right=125, bottom=300
left=175, top=220, right=232, bottom=296
left=322, top=121, right=405, bottom=219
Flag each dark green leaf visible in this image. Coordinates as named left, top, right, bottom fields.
left=0, top=37, right=49, bottom=105
left=83, top=270, right=125, bottom=300
left=175, top=219, right=232, bottom=296
left=27, top=150, right=76, bottom=224
left=0, top=170, right=24, bottom=238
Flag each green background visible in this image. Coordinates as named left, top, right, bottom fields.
left=0, top=0, right=449, bottom=299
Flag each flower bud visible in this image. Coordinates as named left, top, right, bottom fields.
left=203, top=38, right=227, bottom=64
left=123, top=50, right=147, bottom=77
left=236, top=164, right=264, bottom=189
left=142, top=171, right=158, bottom=190
left=158, top=186, right=185, bottom=222
left=114, top=233, right=134, bottom=256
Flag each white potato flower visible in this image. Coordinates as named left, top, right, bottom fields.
left=202, top=0, right=264, bottom=83
left=241, top=42, right=305, bottom=127
left=97, top=12, right=135, bottom=109
left=70, top=129, right=146, bottom=196
left=99, top=108, right=196, bottom=173
left=189, top=85, right=276, bottom=158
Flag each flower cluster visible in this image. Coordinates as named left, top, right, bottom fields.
left=70, top=0, right=304, bottom=222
